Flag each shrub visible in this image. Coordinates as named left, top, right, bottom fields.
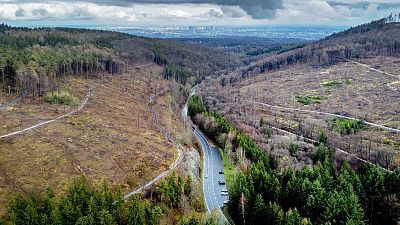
left=329, top=118, right=365, bottom=135
left=322, top=80, right=343, bottom=88
left=295, top=95, right=327, bottom=105
left=45, top=91, right=79, bottom=105
left=263, top=128, right=272, bottom=138
left=289, top=143, right=299, bottom=156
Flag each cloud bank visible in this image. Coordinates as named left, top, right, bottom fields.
left=0, top=0, right=400, bottom=25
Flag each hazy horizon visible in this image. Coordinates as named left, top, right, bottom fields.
left=1, top=0, right=400, bottom=27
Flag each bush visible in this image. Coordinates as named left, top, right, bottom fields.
left=44, top=91, right=79, bottom=105
left=322, top=80, right=343, bottom=88
left=289, top=143, right=299, bottom=156
left=329, top=118, right=365, bottom=135
left=295, top=95, right=327, bottom=105
left=263, top=128, right=272, bottom=138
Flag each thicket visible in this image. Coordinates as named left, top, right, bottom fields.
left=329, top=118, right=365, bottom=135
left=295, top=95, right=327, bottom=105
left=164, top=64, right=192, bottom=85
left=188, top=96, right=400, bottom=225
left=44, top=91, right=79, bottom=105
left=1, top=171, right=213, bottom=225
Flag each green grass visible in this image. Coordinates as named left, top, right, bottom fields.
left=295, top=95, right=328, bottom=105
left=45, top=91, right=79, bottom=105
left=220, top=149, right=238, bottom=192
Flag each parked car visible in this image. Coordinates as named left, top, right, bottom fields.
left=218, top=181, right=226, bottom=185
left=221, top=191, right=228, bottom=196
left=221, top=188, right=227, bottom=192
left=219, top=171, right=224, bottom=174
left=223, top=200, right=229, bottom=204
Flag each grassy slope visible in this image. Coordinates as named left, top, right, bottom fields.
left=219, top=149, right=238, bottom=192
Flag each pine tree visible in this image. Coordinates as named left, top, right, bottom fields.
left=127, top=197, right=146, bottom=225
left=97, top=210, right=117, bottom=225
left=251, top=194, right=267, bottom=224
left=259, top=117, right=265, bottom=127
left=286, top=208, right=302, bottom=225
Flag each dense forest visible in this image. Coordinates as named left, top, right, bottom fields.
left=0, top=24, right=126, bottom=97
left=0, top=24, right=239, bottom=99
left=237, top=17, right=400, bottom=81
left=188, top=95, right=400, bottom=225
left=0, top=172, right=222, bottom=225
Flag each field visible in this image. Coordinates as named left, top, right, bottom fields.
left=0, top=64, right=186, bottom=214
left=203, top=56, right=400, bottom=169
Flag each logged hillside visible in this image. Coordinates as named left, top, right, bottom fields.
left=0, top=24, right=239, bottom=220
left=203, top=18, right=400, bottom=170
left=0, top=24, right=239, bottom=101
left=195, top=18, right=400, bottom=225
left=237, top=19, right=400, bottom=80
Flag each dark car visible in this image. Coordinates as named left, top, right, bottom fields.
left=219, top=171, right=224, bottom=174
left=218, top=181, right=226, bottom=185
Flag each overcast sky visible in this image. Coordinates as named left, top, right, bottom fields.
left=1, top=0, right=400, bottom=26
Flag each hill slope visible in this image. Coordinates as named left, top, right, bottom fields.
left=236, top=19, right=400, bottom=80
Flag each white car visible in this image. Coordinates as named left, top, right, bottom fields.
left=223, top=200, right=229, bottom=204
left=221, top=191, right=228, bottom=196
left=221, top=189, right=227, bottom=192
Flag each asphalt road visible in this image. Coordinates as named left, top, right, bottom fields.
left=193, top=126, right=229, bottom=222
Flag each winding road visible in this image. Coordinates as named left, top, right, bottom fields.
left=184, top=86, right=230, bottom=224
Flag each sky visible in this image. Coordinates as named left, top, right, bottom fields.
left=1, top=0, right=400, bottom=26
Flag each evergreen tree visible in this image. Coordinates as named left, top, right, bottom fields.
left=285, top=208, right=302, bottom=225
left=127, top=197, right=146, bottom=225
left=259, top=117, right=265, bottom=127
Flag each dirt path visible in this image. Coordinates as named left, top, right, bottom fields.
left=249, top=100, right=400, bottom=133
left=0, top=93, right=25, bottom=111
left=244, top=114, right=392, bottom=172
left=351, top=60, right=400, bottom=91
left=124, top=88, right=184, bottom=199
left=0, top=86, right=95, bottom=139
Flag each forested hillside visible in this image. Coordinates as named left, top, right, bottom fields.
left=0, top=24, right=239, bottom=99
left=238, top=18, right=400, bottom=80
left=188, top=96, right=400, bottom=225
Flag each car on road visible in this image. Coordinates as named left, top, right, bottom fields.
left=223, top=200, right=229, bottom=204
left=205, top=175, right=208, bottom=178
left=218, top=181, right=225, bottom=185
left=221, top=191, right=228, bottom=196
left=221, top=188, right=227, bottom=192
left=219, top=171, right=224, bottom=174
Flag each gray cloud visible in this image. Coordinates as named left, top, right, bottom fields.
left=32, top=8, right=47, bottom=16
left=15, top=8, right=25, bottom=17
left=4, top=0, right=283, bottom=19
left=220, top=6, right=246, bottom=18
left=327, top=1, right=400, bottom=10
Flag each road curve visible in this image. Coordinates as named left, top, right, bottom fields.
left=185, top=85, right=230, bottom=224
